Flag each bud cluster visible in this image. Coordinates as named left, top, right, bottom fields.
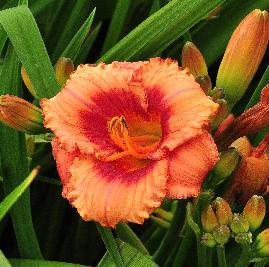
left=201, top=196, right=266, bottom=249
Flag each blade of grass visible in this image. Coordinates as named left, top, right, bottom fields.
left=101, top=0, right=131, bottom=54
left=98, top=0, right=225, bottom=63
left=0, top=5, right=59, bottom=99
left=0, top=43, right=42, bottom=259
left=0, top=167, right=39, bottom=221
left=61, top=8, right=96, bottom=60
left=149, top=0, right=160, bottom=15
left=96, top=224, right=124, bottom=267
left=74, top=21, right=102, bottom=64
left=0, top=250, right=12, bottom=267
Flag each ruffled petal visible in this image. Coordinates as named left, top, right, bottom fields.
left=166, top=133, right=219, bottom=199
left=51, top=138, right=80, bottom=196
left=42, top=62, right=147, bottom=155
left=136, top=58, right=219, bottom=157
left=65, top=156, right=168, bottom=227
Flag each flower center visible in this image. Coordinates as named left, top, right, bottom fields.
left=99, top=116, right=161, bottom=161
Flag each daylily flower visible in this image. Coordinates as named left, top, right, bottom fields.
left=41, top=58, right=219, bottom=227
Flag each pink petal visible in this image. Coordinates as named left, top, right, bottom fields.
left=51, top=138, right=80, bottom=196
left=167, top=133, right=219, bottom=198
left=42, top=62, right=147, bottom=156
left=136, top=58, right=219, bottom=158
left=65, top=156, right=168, bottom=227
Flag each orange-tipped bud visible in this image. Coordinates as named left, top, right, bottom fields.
left=243, top=195, right=266, bottom=232
left=55, top=57, right=74, bottom=87
left=224, top=135, right=269, bottom=205
left=212, top=225, right=230, bottom=245
left=255, top=229, right=269, bottom=256
left=0, top=95, right=43, bottom=134
left=201, top=205, right=218, bottom=233
left=215, top=86, right=269, bottom=151
left=216, top=9, right=269, bottom=109
left=230, top=213, right=250, bottom=234
left=212, top=197, right=233, bottom=226
left=229, top=137, right=253, bottom=158
left=201, top=233, right=216, bottom=248
left=21, top=67, right=37, bottom=98
left=213, top=148, right=240, bottom=184
left=182, top=41, right=212, bottom=93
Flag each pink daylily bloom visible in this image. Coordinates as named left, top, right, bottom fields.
left=41, top=58, right=219, bottom=227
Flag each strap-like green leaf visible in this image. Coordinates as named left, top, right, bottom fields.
left=61, top=8, right=96, bottom=60
left=9, top=259, right=90, bottom=267
left=0, top=43, right=42, bottom=259
left=0, top=5, right=59, bottom=99
left=74, top=22, right=102, bottom=65
left=98, top=0, right=225, bottom=62
left=0, top=250, right=12, bottom=267
left=246, top=65, right=269, bottom=109
left=51, top=0, right=93, bottom=63
left=101, top=0, right=131, bottom=54
left=96, top=224, right=124, bottom=267
left=0, top=167, right=39, bottom=221
left=97, top=241, right=157, bottom=267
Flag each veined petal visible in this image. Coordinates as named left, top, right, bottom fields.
left=136, top=58, right=218, bottom=158
left=42, top=62, right=147, bottom=155
left=65, top=156, right=168, bottom=227
left=51, top=138, right=80, bottom=197
left=166, top=133, right=219, bottom=198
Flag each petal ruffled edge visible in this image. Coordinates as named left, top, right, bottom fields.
left=65, top=156, right=168, bottom=227
left=136, top=58, right=219, bottom=158
left=51, top=138, right=80, bottom=197
left=166, top=133, right=219, bottom=199
left=42, top=61, right=148, bottom=155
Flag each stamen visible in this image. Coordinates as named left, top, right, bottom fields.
left=120, top=116, right=159, bottom=159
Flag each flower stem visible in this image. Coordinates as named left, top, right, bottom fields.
left=216, top=246, right=227, bottom=267
left=96, top=224, right=124, bottom=267
left=153, top=200, right=187, bottom=265
left=234, top=244, right=251, bottom=267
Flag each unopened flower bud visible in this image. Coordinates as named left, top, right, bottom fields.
left=216, top=9, right=269, bottom=109
left=212, top=225, right=230, bottom=245
left=230, top=214, right=249, bottom=234
left=215, top=86, right=269, bottom=151
left=201, top=233, right=216, bottom=248
left=243, top=195, right=266, bottom=232
left=182, top=41, right=212, bottom=93
left=55, top=57, right=74, bottom=87
left=201, top=205, right=218, bottom=233
left=235, top=232, right=252, bottom=245
left=255, top=229, right=269, bottom=256
left=213, top=148, right=240, bottom=185
left=21, top=66, right=37, bottom=98
left=0, top=95, right=43, bottom=134
left=212, top=197, right=233, bottom=226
